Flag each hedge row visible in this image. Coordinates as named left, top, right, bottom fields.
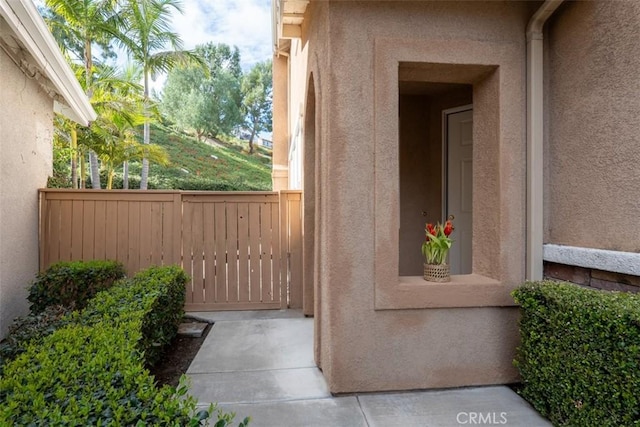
left=0, top=265, right=247, bottom=426
left=28, top=260, right=125, bottom=313
left=1, top=261, right=125, bottom=370
left=513, top=281, right=640, bottom=426
left=79, top=266, right=187, bottom=366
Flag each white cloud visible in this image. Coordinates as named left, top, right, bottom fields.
left=173, top=0, right=272, bottom=70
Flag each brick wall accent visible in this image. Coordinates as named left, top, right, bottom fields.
left=544, top=261, right=640, bottom=293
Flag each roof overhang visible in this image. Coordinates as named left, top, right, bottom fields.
left=0, top=0, right=96, bottom=126
left=272, top=0, right=308, bottom=54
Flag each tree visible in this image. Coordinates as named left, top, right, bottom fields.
left=116, top=0, right=201, bottom=190
left=241, top=60, right=273, bottom=154
left=44, top=0, right=121, bottom=189
left=161, top=43, right=243, bottom=140
left=87, top=65, right=168, bottom=189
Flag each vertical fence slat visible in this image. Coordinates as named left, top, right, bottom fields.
left=47, top=199, right=62, bottom=268
left=127, top=201, right=141, bottom=274
left=261, top=203, right=273, bottom=302
left=81, top=200, right=95, bottom=260
left=94, top=200, right=106, bottom=260
left=191, top=203, right=205, bottom=304
left=248, top=203, right=261, bottom=302
left=203, top=203, right=216, bottom=304
left=171, top=193, right=183, bottom=266
left=150, top=202, right=162, bottom=265
left=237, top=203, right=250, bottom=303
left=226, top=203, right=239, bottom=303
left=105, top=201, right=118, bottom=261
left=71, top=200, right=84, bottom=261
left=138, top=202, right=153, bottom=270
left=183, top=201, right=194, bottom=304
left=214, top=203, right=228, bottom=303
left=59, top=201, right=73, bottom=262
left=117, top=201, right=129, bottom=272
left=271, top=201, right=281, bottom=306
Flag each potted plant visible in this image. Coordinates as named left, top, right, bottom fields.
left=421, top=215, right=454, bottom=282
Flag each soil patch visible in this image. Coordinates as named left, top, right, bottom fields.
left=151, top=318, right=212, bottom=387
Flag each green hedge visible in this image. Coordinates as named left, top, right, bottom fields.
left=0, top=265, right=248, bottom=426
left=0, top=305, right=73, bottom=372
left=513, top=281, right=640, bottom=426
left=80, top=265, right=187, bottom=366
left=28, top=260, right=125, bottom=313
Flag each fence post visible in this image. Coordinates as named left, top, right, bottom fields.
left=279, top=191, right=288, bottom=307
left=287, top=192, right=303, bottom=309
left=38, top=190, right=46, bottom=271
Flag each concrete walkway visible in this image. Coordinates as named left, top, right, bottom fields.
left=186, top=310, right=551, bottom=427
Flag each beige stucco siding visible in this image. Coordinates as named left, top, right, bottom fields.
left=544, top=1, right=640, bottom=252
left=0, top=41, right=54, bottom=338
left=285, top=1, right=538, bottom=392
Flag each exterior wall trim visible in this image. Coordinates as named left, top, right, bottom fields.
left=544, top=244, right=640, bottom=277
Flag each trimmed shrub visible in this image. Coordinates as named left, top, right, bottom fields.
left=513, top=281, right=640, bottom=426
left=81, top=265, right=187, bottom=366
left=0, top=266, right=247, bottom=426
left=28, top=260, right=126, bottom=313
left=0, top=322, right=207, bottom=425
left=0, top=305, right=72, bottom=372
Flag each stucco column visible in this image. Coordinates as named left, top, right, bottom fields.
left=272, top=54, right=289, bottom=191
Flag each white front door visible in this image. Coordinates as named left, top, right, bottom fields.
left=445, top=107, right=473, bottom=274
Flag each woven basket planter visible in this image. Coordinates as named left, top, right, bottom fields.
left=423, top=263, right=450, bottom=282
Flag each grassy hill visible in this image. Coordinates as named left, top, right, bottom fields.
left=117, top=124, right=273, bottom=191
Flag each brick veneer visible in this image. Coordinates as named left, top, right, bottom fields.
left=544, top=261, right=640, bottom=293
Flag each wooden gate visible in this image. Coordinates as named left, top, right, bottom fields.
left=39, top=190, right=302, bottom=311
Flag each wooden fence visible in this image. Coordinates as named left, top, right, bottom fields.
left=39, top=190, right=302, bottom=311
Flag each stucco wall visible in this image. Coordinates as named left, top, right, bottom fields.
left=286, top=1, right=538, bottom=392
left=0, top=41, right=54, bottom=339
left=544, top=1, right=640, bottom=252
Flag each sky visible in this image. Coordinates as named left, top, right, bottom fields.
left=149, top=0, right=273, bottom=92
left=172, top=0, right=273, bottom=69
left=36, top=0, right=273, bottom=93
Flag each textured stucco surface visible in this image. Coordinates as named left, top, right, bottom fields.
left=280, top=1, right=538, bottom=393
left=271, top=54, right=289, bottom=191
left=544, top=1, right=640, bottom=252
left=0, top=41, right=54, bottom=338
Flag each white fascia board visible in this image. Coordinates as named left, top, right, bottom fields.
left=0, top=0, right=96, bottom=125
left=544, top=244, right=640, bottom=276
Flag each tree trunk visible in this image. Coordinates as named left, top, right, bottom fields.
left=123, top=161, right=129, bottom=189
left=140, top=157, right=149, bottom=190
left=79, top=153, right=86, bottom=189
left=89, top=150, right=101, bottom=189
left=248, top=126, right=256, bottom=154
left=140, top=71, right=150, bottom=190
left=107, top=168, right=114, bottom=190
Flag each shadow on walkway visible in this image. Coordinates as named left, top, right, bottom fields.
left=186, top=310, right=550, bottom=427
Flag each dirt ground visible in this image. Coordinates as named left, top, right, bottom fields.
left=150, top=320, right=212, bottom=388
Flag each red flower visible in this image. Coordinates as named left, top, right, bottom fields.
left=443, top=220, right=454, bottom=237
left=426, top=223, right=436, bottom=236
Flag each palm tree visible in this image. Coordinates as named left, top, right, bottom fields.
left=44, top=0, right=121, bottom=189
left=116, top=0, right=201, bottom=190
left=88, top=65, right=169, bottom=189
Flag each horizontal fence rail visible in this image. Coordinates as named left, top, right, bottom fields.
left=39, top=190, right=302, bottom=311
